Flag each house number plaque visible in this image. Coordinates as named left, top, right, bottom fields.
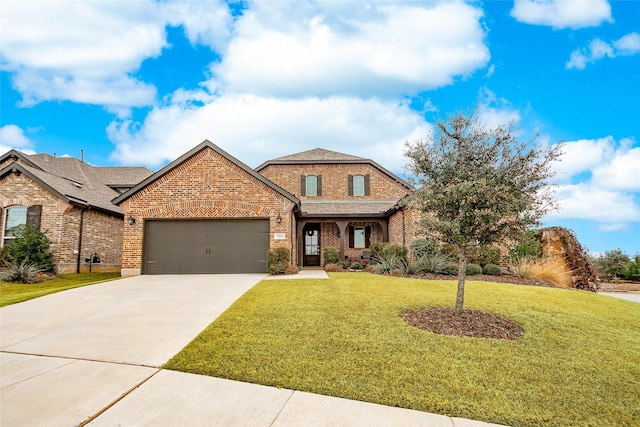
left=274, top=233, right=286, bottom=240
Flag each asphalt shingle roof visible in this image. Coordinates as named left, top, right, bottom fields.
left=300, top=200, right=398, bottom=217
left=1, top=151, right=153, bottom=215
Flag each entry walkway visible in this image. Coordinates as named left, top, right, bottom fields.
left=1, top=273, right=507, bottom=426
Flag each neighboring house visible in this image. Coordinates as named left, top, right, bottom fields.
left=114, top=140, right=422, bottom=276
left=0, top=150, right=153, bottom=273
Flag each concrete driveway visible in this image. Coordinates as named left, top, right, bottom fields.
left=1, top=272, right=506, bottom=427
left=1, top=274, right=265, bottom=426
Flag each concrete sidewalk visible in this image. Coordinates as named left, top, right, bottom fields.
left=1, top=272, right=507, bottom=427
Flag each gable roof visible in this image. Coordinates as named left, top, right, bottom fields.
left=255, top=147, right=413, bottom=190
left=0, top=150, right=153, bottom=215
left=112, top=140, right=300, bottom=206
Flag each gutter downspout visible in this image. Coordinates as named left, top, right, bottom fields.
left=76, top=205, right=90, bottom=273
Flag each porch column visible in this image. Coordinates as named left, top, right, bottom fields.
left=377, top=219, right=389, bottom=242
left=335, top=220, right=349, bottom=260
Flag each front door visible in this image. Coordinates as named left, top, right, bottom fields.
left=303, top=224, right=321, bottom=266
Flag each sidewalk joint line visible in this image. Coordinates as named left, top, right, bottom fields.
left=0, top=350, right=159, bottom=369
left=77, top=369, right=161, bottom=427
left=268, top=389, right=296, bottom=427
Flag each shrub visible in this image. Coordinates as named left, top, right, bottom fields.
left=508, top=229, right=542, bottom=262
left=370, top=242, right=407, bottom=264
left=483, top=263, right=502, bottom=276
left=284, top=264, right=299, bottom=275
left=410, top=237, right=440, bottom=259
left=267, top=248, right=290, bottom=275
left=2, top=260, right=45, bottom=284
left=440, top=262, right=459, bottom=276
left=466, top=263, right=482, bottom=275
left=415, top=253, right=449, bottom=274
left=324, top=264, right=344, bottom=272
left=5, top=226, right=53, bottom=271
left=374, top=252, right=403, bottom=275
left=338, top=261, right=349, bottom=270
left=350, top=262, right=363, bottom=270
left=323, top=247, right=340, bottom=265
left=0, top=245, right=10, bottom=267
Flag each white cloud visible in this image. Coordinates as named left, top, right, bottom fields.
left=614, top=32, right=640, bottom=55
left=476, top=88, right=521, bottom=129
left=548, top=183, right=640, bottom=223
left=511, top=0, right=613, bottom=29
left=107, top=93, right=430, bottom=174
left=552, top=136, right=615, bottom=180
left=0, top=0, right=231, bottom=113
left=592, top=146, right=640, bottom=191
left=566, top=32, right=640, bottom=70
left=212, top=1, right=490, bottom=98
left=0, top=124, right=35, bottom=155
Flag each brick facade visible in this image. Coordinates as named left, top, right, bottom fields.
left=0, top=172, right=123, bottom=273
left=260, top=163, right=409, bottom=200
left=119, top=146, right=296, bottom=276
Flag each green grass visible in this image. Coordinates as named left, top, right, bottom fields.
left=165, top=272, right=640, bottom=427
left=0, top=272, right=120, bottom=307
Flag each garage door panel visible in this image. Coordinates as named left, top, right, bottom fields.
left=144, top=220, right=270, bottom=274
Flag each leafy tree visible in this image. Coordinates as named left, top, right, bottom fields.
left=404, top=110, right=562, bottom=311
left=623, top=254, right=640, bottom=281
left=6, top=226, right=53, bottom=272
left=593, top=249, right=631, bottom=279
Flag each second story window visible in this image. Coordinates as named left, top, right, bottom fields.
left=348, top=174, right=370, bottom=196
left=300, top=175, right=322, bottom=196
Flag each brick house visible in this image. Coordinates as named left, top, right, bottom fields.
left=0, top=150, right=153, bottom=273
left=256, top=147, right=419, bottom=267
left=114, top=140, right=421, bottom=276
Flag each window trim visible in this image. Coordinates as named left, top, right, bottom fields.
left=306, top=175, right=318, bottom=196
left=353, top=175, right=365, bottom=196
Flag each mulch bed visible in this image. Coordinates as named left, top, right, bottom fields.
left=403, top=307, right=524, bottom=340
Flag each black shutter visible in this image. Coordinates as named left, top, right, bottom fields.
left=364, top=175, right=370, bottom=196
left=348, top=175, right=353, bottom=196
left=27, top=205, right=42, bottom=229
left=300, top=175, right=306, bottom=196
left=348, top=227, right=354, bottom=248
left=317, top=175, right=322, bottom=196
left=365, top=226, right=371, bottom=248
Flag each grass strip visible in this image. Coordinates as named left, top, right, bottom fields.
left=0, top=272, right=120, bottom=307
left=166, top=272, right=640, bottom=427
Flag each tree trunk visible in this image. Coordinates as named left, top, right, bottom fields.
left=455, top=245, right=467, bottom=312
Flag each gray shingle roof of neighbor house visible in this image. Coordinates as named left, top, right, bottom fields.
left=112, top=140, right=300, bottom=206
left=0, top=150, right=153, bottom=215
left=300, top=200, right=399, bottom=217
left=255, top=147, right=414, bottom=190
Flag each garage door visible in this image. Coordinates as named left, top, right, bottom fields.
left=143, top=219, right=269, bottom=274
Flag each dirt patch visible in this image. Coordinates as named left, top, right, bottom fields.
left=403, top=307, right=523, bottom=340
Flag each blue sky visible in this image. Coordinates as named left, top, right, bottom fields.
left=1, top=0, right=639, bottom=255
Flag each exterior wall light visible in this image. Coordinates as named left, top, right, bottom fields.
left=127, top=215, right=136, bottom=225
left=276, top=214, right=282, bottom=224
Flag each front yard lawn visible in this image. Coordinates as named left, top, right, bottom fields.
left=0, top=272, right=120, bottom=307
left=165, top=272, right=640, bottom=427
